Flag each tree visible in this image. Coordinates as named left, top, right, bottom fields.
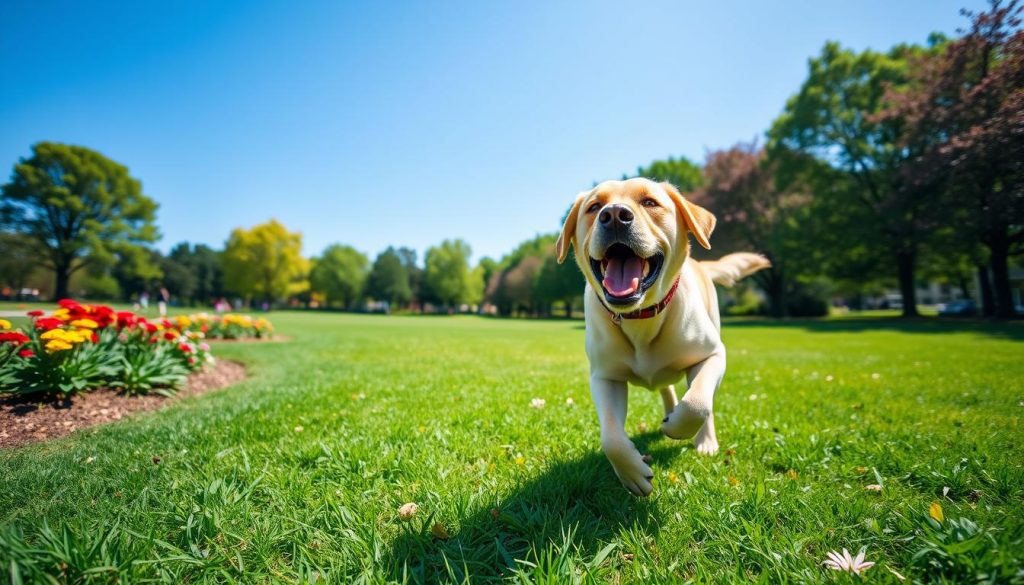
left=692, top=143, right=812, bottom=316
left=0, top=231, right=37, bottom=297
left=366, top=247, right=413, bottom=308
left=878, top=0, right=1024, bottom=318
left=534, top=253, right=584, bottom=317
left=633, top=156, right=704, bottom=193
left=1, top=142, right=160, bottom=299
left=423, top=239, right=481, bottom=309
left=160, top=248, right=198, bottom=303
left=769, top=41, right=942, bottom=317
left=396, top=247, right=424, bottom=306
left=168, top=243, right=224, bottom=305
left=110, top=246, right=163, bottom=301
left=222, top=219, right=309, bottom=304
left=309, top=244, right=369, bottom=309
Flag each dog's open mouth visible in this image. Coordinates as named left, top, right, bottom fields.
left=590, top=244, right=664, bottom=306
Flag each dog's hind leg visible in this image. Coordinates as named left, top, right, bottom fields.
left=659, top=386, right=678, bottom=417
left=661, top=350, right=725, bottom=455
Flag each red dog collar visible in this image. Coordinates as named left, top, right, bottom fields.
left=598, top=277, right=680, bottom=324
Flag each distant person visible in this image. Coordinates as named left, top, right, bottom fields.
left=158, top=287, right=170, bottom=318
left=139, top=291, right=150, bottom=311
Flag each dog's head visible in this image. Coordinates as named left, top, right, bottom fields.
left=556, top=178, right=715, bottom=311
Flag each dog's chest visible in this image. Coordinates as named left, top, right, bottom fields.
left=624, top=345, right=708, bottom=388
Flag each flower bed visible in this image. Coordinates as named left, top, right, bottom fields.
left=0, top=300, right=271, bottom=397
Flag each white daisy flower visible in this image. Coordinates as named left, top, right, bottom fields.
left=823, top=548, right=875, bottom=575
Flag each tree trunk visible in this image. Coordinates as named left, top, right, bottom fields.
left=564, top=298, right=573, bottom=318
left=976, top=264, right=994, bottom=317
left=896, top=250, right=919, bottom=317
left=769, top=270, right=787, bottom=318
left=54, top=265, right=70, bottom=300
left=988, top=232, right=1016, bottom=320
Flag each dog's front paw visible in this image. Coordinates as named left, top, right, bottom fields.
left=601, top=438, right=654, bottom=497
left=661, top=398, right=709, bottom=440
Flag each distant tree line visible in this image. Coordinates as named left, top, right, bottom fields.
left=1, top=2, right=1019, bottom=318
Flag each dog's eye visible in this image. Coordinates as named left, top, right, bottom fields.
left=586, top=202, right=601, bottom=213
left=641, top=198, right=659, bottom=208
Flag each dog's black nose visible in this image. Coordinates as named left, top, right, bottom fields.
left=599, top=204, right=633, bottom=227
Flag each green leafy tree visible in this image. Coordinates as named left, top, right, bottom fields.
left=423, top=239, right=481, bottom=309
left=310, top=244, right=369, bottom=309
left=160, top=249, right=198, bottom=303
left=769, top=41, right=942, bottom=317
left=634, top=156, right=704, bottom=193
left=366, top=247, right=413, bottom=307
left=0, top=231, right=37, bottom=296
left=396, top=247, right=424, bottom=306
left=168, top=243, right=224, bottom=305
left=223, top=219, right=309, bottom=304
left=110, top=246, right=164, bottom=301
left=534, top=253, right=584, bottom=317
left=1, top=142, right=160, bottom=299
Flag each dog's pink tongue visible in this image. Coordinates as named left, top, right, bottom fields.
left=602, top=256, right=644, bottom=297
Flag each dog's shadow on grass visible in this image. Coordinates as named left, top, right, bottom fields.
left=385, top=431, right=674, bottom=582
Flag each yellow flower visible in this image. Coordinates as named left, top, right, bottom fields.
left=72, top=329, right=93, bottom=341
left=45, top=339, right=73, bottom=352
left=40, top=329, right=68, bottom=341
left=52, top=308, right=70, bottom=320
left=0, top=319, right=11, bottom=330
left=70, top=318, right=99, bottom=329
left=176, top=316, right=192, bottom=328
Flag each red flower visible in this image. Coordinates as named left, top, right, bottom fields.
left=90, top=331, right=99, bottom=343
left=34, top=318, right=63, bottom=330
left=0, top=331, right=30, bottom=345
left=90, top=305, right=115, bottom=327
left=144, top=323, right=158, bottom=334
left=18, top=348, right=34, bottom=358
left=116, top=311, right=137, bottom=328
left=57, top=299, right=83, bottom=311
left=27, top=310, right=45, bottom=317
left=200, top=324, right=209, bottom=333
left=178, top=343, right=193, bottom=353
left=163, top=331, right=177, bottom=341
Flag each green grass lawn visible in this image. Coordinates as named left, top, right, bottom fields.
left=1, top=313, right=1022, bottom=583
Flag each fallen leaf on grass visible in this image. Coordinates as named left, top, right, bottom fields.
left=431, top=522, right=450, bottom=540
left=929, top=501, right=944, bottom=523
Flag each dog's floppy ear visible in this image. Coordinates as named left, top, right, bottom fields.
left=555, top=192, right=586, bottom=263
left=664, top=182, right=715, bottom=250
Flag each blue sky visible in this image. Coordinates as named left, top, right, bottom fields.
left=1, top=1, right=979, bottom=263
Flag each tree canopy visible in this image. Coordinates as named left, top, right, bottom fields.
left=423, top=239, right=482, bottom=308
left=223, top=219, right=309, bottom=304
left=367, top=247, right=413, bottom=307
left=0, top=142, right=159, bottom=299
left=310, top=244, right=369, bottom=308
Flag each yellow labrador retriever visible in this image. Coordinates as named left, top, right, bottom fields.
left=556, top=177, right=769, bottom=496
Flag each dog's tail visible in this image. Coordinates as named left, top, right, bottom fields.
left=699, top=253, right=771, bottom=287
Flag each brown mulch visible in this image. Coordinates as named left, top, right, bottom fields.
left=0, top=360, right=247, bottom=449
